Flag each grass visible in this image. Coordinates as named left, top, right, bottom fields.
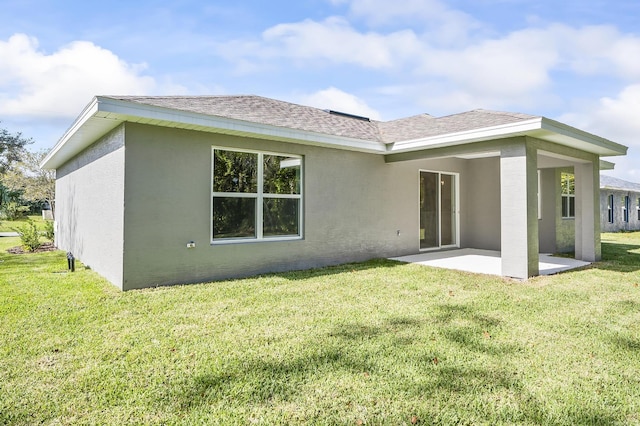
left=1, top=234, right=639, bottom=425
left=0, top=215, right=48, bottom=232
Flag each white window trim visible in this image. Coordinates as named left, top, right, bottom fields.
left=211, top=147, right=304, bottom=244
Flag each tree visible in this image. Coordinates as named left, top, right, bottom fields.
left=2, top=150, right=55, bottom=218
left=0, top=125, right=32, bottom=174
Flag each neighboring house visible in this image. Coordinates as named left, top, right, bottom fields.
left=600, top=174, right=640, bottom=232
left=41, top=96, right=627, bottom=290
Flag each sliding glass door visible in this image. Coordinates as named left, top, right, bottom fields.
left=419, top=171, right=458, bottom=250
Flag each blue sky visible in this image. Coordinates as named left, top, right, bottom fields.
left=1, top=0, right=640, bottom=179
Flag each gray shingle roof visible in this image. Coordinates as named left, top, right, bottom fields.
left=107, top=95, right=539, bottom=144
left=379, top=109, right=537, bottom=143
left=109, top=95, right=382, bottom=141
left=600, top=174, right=640, bottom=192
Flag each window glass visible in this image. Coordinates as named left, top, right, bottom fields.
left=263, top=198, right=300, bottom=236
left=608, top=194, right=614, bottom=223
left=263, top=155, right=301, bottom=194
left=561, top=173, right=575, bottom=195
left=212, top=197, right=256, bottom=238
left=212, top=148, right=302, bottom=242
left=561, top=173, right=575, bottom=219
left=624, top=196, right=630, bottom=222
left=213, top=150, right=258, bottom=193
left=569, top=196, right=575, bottom=218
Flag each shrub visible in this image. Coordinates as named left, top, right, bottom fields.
left=14, top=219, right=41, bottom=252
left=43, top=220, right=54, bottom=241
left=1, top=201, right=30, bottom=220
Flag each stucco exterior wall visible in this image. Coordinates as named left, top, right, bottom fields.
left=461, top=157, right=501, bottom=251
left=538, top=168, right=558, bottom=253
left=600, top=190, right=640, bottom=232
left=120, top=123, right=477, bottom=289
left=55, top=125, right=126, bottom=288
left=51, top=121, right=604, bottom=289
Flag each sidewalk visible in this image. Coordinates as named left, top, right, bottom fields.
left=0, top=232, right=19, bottom=237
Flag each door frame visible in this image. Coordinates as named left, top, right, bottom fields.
left=418, top=169, right=460, bottom=251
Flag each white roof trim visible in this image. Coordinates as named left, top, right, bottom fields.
left=41, top=96, right=388, bottom=169
left=600, top=159, right=615, bottom=171
left=386, top=117, right=627, bottom=157
left=40, top=97, right=101, bottom=169
left=42, top=96, right=628, bottom=170
left=388, top=118, right=544, bottom=152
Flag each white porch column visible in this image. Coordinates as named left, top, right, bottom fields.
left=574, top=161, right=601, bottom=261
left=500, top=142, right=539, bottom=278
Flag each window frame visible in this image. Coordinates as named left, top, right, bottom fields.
left=211, top=146, right=303, bottom=244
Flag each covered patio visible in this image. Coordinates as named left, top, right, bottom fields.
left=390, top=249, right=591, bottom=277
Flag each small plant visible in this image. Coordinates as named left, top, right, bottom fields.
left=1, top=201, right=30, bottom=220
left=13, top=218, right=41, bottom=252
left=43, top=220, right=55, bottom=241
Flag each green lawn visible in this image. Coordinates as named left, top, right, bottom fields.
left=0, top=215, right=48, bottom=232
left=1, top=234, right=639, bottom=425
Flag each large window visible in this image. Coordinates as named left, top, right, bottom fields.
left=212, top=148, right=302, bottom=242
left=561, top=172, right=575, bottom=219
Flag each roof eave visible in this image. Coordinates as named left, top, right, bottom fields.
left=385, top=117, right=628, bottom=157
left=386, top=118, right=545, bottom=153
left=599, top=159, right=615, bottom=171
left=41, top=96, right=388, bottom=169
left=40, top=97, right=102, bottom=169
left=539, top=117, right=627, bottom=157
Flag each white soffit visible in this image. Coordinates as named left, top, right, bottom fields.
left=455, top=151, right=500, bottom=160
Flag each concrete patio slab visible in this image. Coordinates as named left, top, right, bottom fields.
left=389, top=248, right=590, bottom=277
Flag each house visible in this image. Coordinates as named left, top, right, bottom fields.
left=600, top=174, right=640, bottom=232
left=41, top=95, right=628, bottom=290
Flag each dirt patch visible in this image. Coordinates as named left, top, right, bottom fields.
left=6, top=242, right=58, bottom=254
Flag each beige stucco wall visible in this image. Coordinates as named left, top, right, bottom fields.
left=52, top=121, right=603, bottom=289
left=461, top=157, right=501, bottom=251
left=538, top=168, right=558, bottom=253
left=119, top=123, right=483, bottom=289
left=55, top=125, right=126, bottom=288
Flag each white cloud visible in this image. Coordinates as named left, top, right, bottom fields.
left=0, top=33, right=156, bottom=118
left=217, top=7, right=640, bottom=119
left=560, top=84, right=640, bottom=147
left=334, top=0, right=481, bottom=45
left=421, top=28, right=558, bottom=97
left=544, top=24, right=640, bottom=79
left=559, top=84, right=640, bottom=181
left=261, top=17, right=422, bottom=69
left=297, top=87, right=382, bottom=120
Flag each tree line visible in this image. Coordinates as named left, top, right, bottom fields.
left=0, top=124, right=54, bottom=220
